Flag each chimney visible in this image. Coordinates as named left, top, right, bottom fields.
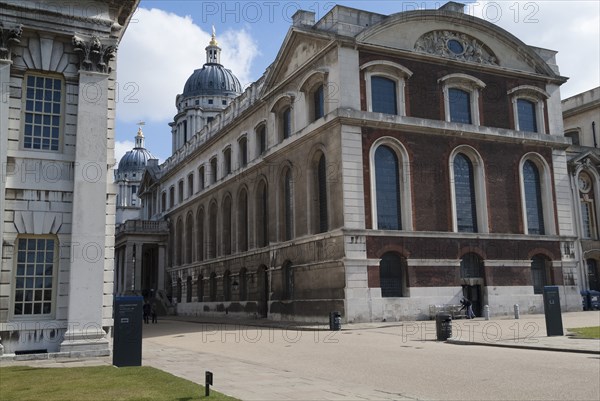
left=439, top=2, right=466, bottom=13
left=292, top=10, right=316, bottom=27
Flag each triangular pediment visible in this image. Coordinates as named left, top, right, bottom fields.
left=264, top=29, right=332, bottom=92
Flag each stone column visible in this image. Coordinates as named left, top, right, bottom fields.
left=158, top=245, right=166, bottom=292
left=60, top=35, right=116, bottom=356
left=125, top=242, right=134, bottom=290
left=134, top=242, right=142, bottom=290
left=0, top=23, right=22, bottom=262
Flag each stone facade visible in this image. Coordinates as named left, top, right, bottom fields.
left=0, top=0, right=138, bottom=356
left=563, top=87, right=600, bottom=294
left=128, top=2, right=580, bottom=324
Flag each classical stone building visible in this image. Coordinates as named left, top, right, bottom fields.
left=114, top=125, right=156, bottom=225
left=0, top=0, right=138, bottom=356
left=563, top=87, right=600, bottom=292
left=129, top=2, right=579, bottom=323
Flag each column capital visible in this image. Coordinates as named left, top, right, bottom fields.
left=0, top=22, right=22, bottom=62
left=72, top=35, right=117, bottom=74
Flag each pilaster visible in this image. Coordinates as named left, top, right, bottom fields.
left=60, top=35, right=116, bottom=355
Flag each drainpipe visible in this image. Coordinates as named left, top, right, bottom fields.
left=593, top=121, right=597, bottom=148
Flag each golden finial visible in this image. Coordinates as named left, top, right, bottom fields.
left=209, top=25, right=218, bottom=46
left=136, top=121, right=145, bottom=137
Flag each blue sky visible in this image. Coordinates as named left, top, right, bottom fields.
left=114, top=1, right=600, bottom=164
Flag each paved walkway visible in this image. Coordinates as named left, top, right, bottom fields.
left=1, top=311, right=599, bottom=400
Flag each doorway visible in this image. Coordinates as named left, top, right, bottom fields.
left=258, top=266, right=269, bottom=318
left=462, top=285, right=482, bottom=317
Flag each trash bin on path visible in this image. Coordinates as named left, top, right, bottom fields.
left=329, top=311, right=341, bottom=331
left=436, top=312, right=452, bottom=341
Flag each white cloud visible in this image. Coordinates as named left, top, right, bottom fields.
left=115, top=8, right=259, bottom=124
left=114, top=140, right=135, bottom=167
left=472, top=1, right=599, bottom=98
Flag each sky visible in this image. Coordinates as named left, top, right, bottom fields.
left=113, top=0, right=600, bottom=165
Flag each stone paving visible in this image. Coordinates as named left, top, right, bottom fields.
left=1, top=311, right=599, bottom=400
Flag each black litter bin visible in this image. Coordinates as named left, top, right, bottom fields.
left=329, top=311, right=341, bottom=331
left=581, top=290, right=591, bottom=311
left=436, top=312, right=452, bottom=341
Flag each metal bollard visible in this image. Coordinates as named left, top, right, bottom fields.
left=514, top=304, right=520, bottom=319
left=484, top=305, right=490, bottom=320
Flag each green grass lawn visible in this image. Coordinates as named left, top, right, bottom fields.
left=567, top=326, right=600, bottom=339
left=0, top=365, right=238, bottom=401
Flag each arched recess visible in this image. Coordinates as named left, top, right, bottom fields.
left=519, top=153, right=556, bottom=235
left=369, top=137, right=413, bottom=231
left=449, top=145, right=489, bottom=233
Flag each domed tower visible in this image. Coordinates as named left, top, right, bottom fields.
left=114, top=124, right=157, bottom=225
left=170, top=28, right=243, bottom=154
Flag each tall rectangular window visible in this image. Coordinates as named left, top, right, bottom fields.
left=13, top=237, right=56, bottom=316
left=449, top=88, right=471, bottom=124
left=178, top=180, right=184, bottom=203
left=187, top=174, right=194, bottom=198
left=239, top=137, right=248, bottom=168
left=282, top=108, right=291, bottom=139
left=517, top=99, right=538, bottom=132
left=371, top=76, right=397, bottom=115
left=198, top=166, right=205, bottom=190
left=313, top=86, right=324, bottom=120
left=23, top=74, right=62, bottom=151
left=258, top=125, right=266, bottom=155
left=581, top=202, right=595, bottom=239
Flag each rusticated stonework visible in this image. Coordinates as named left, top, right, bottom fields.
left=0, top=22, right=22, bottom=61
left=415, top=30, right=498, bottom=65
left=72, top=35, right=117, bottom=73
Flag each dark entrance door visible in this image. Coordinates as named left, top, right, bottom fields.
left=463, top=285, right=482, bottom=317
left=258, top=266, right=269, bottom=318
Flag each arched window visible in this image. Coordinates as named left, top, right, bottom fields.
left=316, top=154, right=328, bottom=233
left=523, top=160, right=545, bottom=235
left=210, top=157, right=218, bottom=184
left=375, top=145, right=401, bottom=230
left=587, top=259, right=600, bottom=291
left=197, top=208, right=204, bottom=261
left=371, top=76, right=397, bottom=115
left=239, top=136, right=248, bottom=168
left=238, top=189, right=248, bottom=252
left=222, top=195, right=232, bottom=255
left=197, top=274, right=204, bottom=302
left=186, top=276, right=192, bottom=302
left=256, top=181, right=269, bottom=248
left=208, top=202, right=217, bottom=258
left=379, top=252, right=407, bottom=298
left=508, top=86, right=549, bottom=134
left=223, top=147, right=232, bottom=176
left=460, top=253, right=483, bottom=278
left=209, top=272, right=217, bottom=301
left=300, top=71, right=328, bottom=123
left=198, top=166, right=205, bottom=190
left=176, top=218, right=183, bottom=266
left=531, top=255, right=550, bottom=294
left=281, top=168, right=294, bottom=241
left=256, top=123, right=267, bottom=156
left=161, top=191, right=166, bottom=213
left=185, top=213, right=193, bottom=264
left=361, top=60, right=412, bottom=116
left=439, top=74, right=485, bottom=125
left=453, top=153, right=478, bottom=232
left=187, top=173, right=194, bottom=198
left=282, top=261, right=294, bottom=300
left=239, top=268, right=248, bottom=301
left=223, top=270, right=231, bottom=301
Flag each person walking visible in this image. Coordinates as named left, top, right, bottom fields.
left=460, top=297, right=476, bottom=319
left=151, top=304, right=157, bottom=324
left=143, top=301, right=151, bottom=324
